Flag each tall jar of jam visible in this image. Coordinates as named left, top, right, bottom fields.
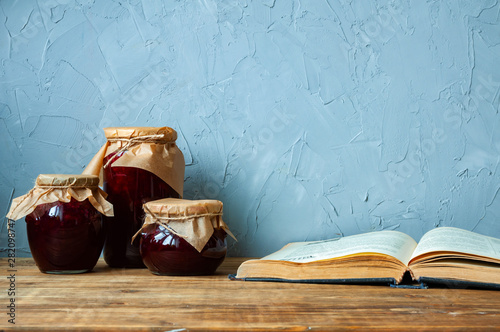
left=83, top=127, right=185, bottom=268
left=6, top=174, right=114, bottom=274
left=135, top=198, right=236, bottom=276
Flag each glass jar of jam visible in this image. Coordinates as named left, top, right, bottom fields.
left=6, top=174, right=113, bottom=274
left=136, top=198, right=236, bottom=275
left=84, top=127, right=185, bottom=268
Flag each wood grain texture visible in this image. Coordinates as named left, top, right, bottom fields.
left=2, top=257, right=500, bottom=331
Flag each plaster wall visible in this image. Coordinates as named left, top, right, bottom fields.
left=1, top=0, right=499, bottom=257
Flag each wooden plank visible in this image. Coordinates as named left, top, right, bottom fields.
left=2, top=258, right=500, bottom=331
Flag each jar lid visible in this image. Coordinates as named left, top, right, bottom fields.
left=6, top=174, right=113, bottom=221
left=143, top=198, right=222, bottom=218
left=104, top=127, right=177, bottom=142
left=136, top=198, right=235, bottom=253
left=36, top=174, right=100, bottom=188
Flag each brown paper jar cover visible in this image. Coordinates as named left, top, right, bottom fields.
left=82, top=126, right=185, bottom=197
left=136, top=198, right=237, bottom=252
left=6, top=174, right=114, bottom=220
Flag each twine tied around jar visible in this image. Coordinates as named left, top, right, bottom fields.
left=6, top=174, right=114, bottom=221
left=131, top=204, right=224, bottom=244
left=83, top=127, right=185, bottom=197
left=104, top=134, right=170, bottom=169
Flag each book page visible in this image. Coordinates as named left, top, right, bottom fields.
left=410, top=227, right=500, bottom=261
left=262, top=231, right=418, bottom=265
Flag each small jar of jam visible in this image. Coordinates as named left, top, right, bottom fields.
left=83, top=127, right=185, bottom=268
left=6, top=174, right=113, bottom=274
left=135, top=198, right=236, bottom=276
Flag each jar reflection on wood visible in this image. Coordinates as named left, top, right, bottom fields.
left=136, top=198, right=237, bottom=276
left=6, top=174, right=113, bottom=274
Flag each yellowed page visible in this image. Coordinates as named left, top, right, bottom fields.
left=263, top=231, right=418, bottom=266
left=410, top=227, right=500, bottom=261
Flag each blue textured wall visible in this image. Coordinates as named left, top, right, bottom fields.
left=1, top=0, right=500, bottom=257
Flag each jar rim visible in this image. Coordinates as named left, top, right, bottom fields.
left=104, top=127, right=177, bottom=142
left=36, top=174, right=100, bottom=188
left=143, top=198, right=223, bottom=218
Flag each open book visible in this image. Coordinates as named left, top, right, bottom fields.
left=231, top=227, right=500, bottom=289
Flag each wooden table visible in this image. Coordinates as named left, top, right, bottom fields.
left=2, top=257, right=500, bottom=331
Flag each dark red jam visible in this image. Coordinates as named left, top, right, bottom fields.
left=25, top=198, right=105, bottom=274
left=103, top=151, right=181, bottom=268
left=140, top=225, right=227, bottom=275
